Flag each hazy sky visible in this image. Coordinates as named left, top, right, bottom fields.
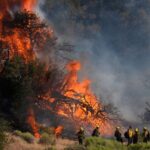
left=39, top=0, right=150, bottom=123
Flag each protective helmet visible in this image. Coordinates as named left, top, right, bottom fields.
left=80, top=127, right=84, bottom=131
left=135, top=128, right=139, bottom=132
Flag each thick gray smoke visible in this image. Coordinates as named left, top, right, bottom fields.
left=38, top=0, right=150, bottom=123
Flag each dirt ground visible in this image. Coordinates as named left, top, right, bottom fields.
left=5, top=134, right=76, bottom=150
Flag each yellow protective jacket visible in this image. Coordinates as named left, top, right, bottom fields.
left=128, top=129, right=133, bottom=138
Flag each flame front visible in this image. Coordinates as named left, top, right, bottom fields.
left=21, top=0, right=37, bottom=11
left=54, top=61, right=113, bottom=135
left=55, top=126, right=64, bottom=138
left=27, top=108, right=40, bottom=138
left=0, top=0, right=53, bottom=62
left=0, top=0, right=53, bottom=137
left=0, top=1, right=114, bottom=137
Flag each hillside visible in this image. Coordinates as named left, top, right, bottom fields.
left=3, top=133, right=150, bottom=150
left=4, top=133, right=76, bottom=150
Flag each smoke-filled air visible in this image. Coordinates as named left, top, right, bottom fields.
left=40, top=0, right=150, bottom=123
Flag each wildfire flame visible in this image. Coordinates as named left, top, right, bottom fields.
left=0, top=0, right=53, bottom=62
left=22, top=0, right=37, bottom=11
left=27, top=108, right=40, bottom=138
left=55, top=61, right=113, bottom=135
left=0, top=0, right=114, bottom=138
left=0, top=0, right=53, bottom=137
left=55, top=126, right=64, bottom=138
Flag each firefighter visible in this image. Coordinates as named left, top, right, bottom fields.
left=77, top=127, right=85, bottom=145
left=114, top=127, right=123, bottom=143
left=133, top=128, right=139, bottom=144
left=142, top=127, right=150, bottom=143
left=92, top=126, right=100, bottom=137
left=125, top=126, right=133, bottom=145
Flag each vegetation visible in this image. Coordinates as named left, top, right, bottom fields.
left=39, top=133, right=56, bottom=145
left=65, top=137, right=150, bottom=150
left=65, top=145, right=86, bottom=150
left=44, top=147, right=57, bottom=150
left=0, top=56, right=62, bottom=132
left=0, top=119, right=10, bottom=150
left=39, top=126, right=55, bottom=135
left=14, top=130, right=34, bottom=143
left=20, top=132, right=34, bottom=143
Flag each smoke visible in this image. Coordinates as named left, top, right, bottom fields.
left=38, top=0, right=150, bottom=123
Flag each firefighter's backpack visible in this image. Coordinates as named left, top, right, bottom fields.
left=124, top=131, right=129, bottom=139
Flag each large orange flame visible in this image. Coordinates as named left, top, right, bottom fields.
left=56, top=61, right=113, bottom=135
left=27, top=108, right=40, bottom=138
left=55, top=126, right=64, bottom=138
left=0, top=0, right=53, bottom=62
left=36, top=61, right=113, bottom=136
left=0, top=0, right=113, bottom=137
left=0, top=0, right=37, bottom=13
left=21, top=0, right=37, bottom=11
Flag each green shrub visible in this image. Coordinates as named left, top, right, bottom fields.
left=14, top=130, right=34, bottom=143
left=85, top=137, right=126, bottom=150
left=0, top=131, right=7, bottom=150
left=65, top=136, right=150, bottom=150
left=39, top=133, right=55, bottom=145
left=40, top=126, right=54, bottom=135
left=0, top=119, right=10, bottom=150
left=21, top=132, right=34, bottom=143
left=13, top=130, right=23, bottom=137
left=64, top=145, right=86, bottom=150
left=45, top=146, right=57, bottom=150
left=128, top=144, right=150, bottom=150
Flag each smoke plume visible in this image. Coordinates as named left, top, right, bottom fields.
left=39, top=0, right=150, bottom=123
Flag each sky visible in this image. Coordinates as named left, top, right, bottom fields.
left=38, top=0, right=150, bottom=123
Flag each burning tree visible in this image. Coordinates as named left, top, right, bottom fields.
left=0, top=0, right=116, bottom=138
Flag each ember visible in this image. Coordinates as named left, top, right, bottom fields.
left=55, top=126, right=64, bottom=138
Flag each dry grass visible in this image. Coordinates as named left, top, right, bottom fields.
left=4, top=133, right=76, bottom=150
left=55, top=138, right=77, bottom=150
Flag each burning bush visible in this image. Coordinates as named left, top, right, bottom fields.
left=0, top=0, right=116, bottom=138
left=0, top=56, right=63, bottom=133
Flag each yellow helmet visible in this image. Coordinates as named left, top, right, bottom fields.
left=135, top=128, right=139, bottom=132
left=80, top=127, right=84, bottom=131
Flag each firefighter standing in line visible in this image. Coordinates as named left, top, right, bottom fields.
left=133, top=128, right=139, bottom=144
left=142, top=127, right=150, bottom=143
left=77, top=127, right=85, bottom=145
left=126, top=126, right=134, bottom=145
left=114, top=127, right=123, bottom=143
left=92, top=126, right=100, bottom=137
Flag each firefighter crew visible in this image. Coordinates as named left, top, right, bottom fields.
left=126, top=126, right=134, bottom=145
left=92, top=126, right=100, bottom=137
left=77, top=127, right=85, bottom=145
left=133, top=128, right=139, bottom=144
left=114, top=127, right=123, bottom=143
left=142, top=127, right=150, bottom=143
